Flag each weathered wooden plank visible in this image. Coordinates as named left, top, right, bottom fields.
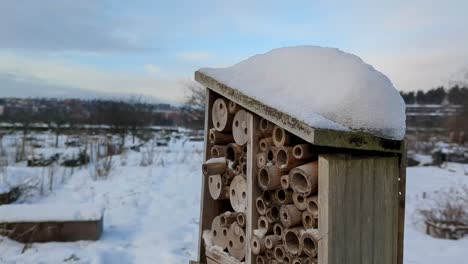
left=196, top=89, right=223, bottom=263
left=345, top=159, right=362, bottom=263
left=206, top=248, right=242, bottom=264
left=195, top=71, right=403, bottom=154
left=318, top=155, right=399, bottom=264
left=360, top=158, right=374, bottom=264
left=397, top=143, right=407, bottom=264
left=0, top=218, right=103, bottom=243
left=246, top=113, right=260, bottom=264
left=318, top=157, right=330, bottom=264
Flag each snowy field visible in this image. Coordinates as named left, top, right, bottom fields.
left=0, top=132, right=467, bottom=263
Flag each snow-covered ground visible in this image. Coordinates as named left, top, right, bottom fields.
left=0, top=133, right=467, bottom=263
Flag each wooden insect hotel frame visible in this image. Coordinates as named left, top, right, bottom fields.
left=191, top=70, right=406, bottom=264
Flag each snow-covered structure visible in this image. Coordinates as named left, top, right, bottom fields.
left=192, top=46, right=406, bottom=264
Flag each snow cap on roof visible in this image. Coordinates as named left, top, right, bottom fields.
left=200, top=46, right=406, bottom=140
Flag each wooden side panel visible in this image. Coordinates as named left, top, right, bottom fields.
left=397, top=143, right=407, bottom=264
left=246, top=113, right=260, bottom=264
left=196, top=89, right=223, bottom=262
left=318, top=155, right=399, bottom=264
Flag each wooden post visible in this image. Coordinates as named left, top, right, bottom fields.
left=246, top=113, right=261, bottom=264
left=318, top=155, right=399, bottom=264
left=196, top=89, right=223, bottom=263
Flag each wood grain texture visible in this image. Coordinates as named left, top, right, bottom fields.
left=397, top=142, right=407, bottom=264
left=318, top=155, right=399, bottom=264
left=196, top=89, right=224, bottom=263
left=247, top=113, right=261, bottom=264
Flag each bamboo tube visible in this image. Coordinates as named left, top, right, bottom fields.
left=266, top=249, right=274, bottom=260
left=304, top=258, right=318, bottom=264
left=236, top=213, right=246, bottom=228
left=228, top=101, right=239, bottom=114
left=265, top=235, right=282, bottom=249
left=274, top=245, right=287, bottom=262
left=208, top=175, right=229, bottom=200
left=209, top=129, right=234, bottom=145
left=292, top=257, right=308, bottom=264
left=300, top=229, right=320, bottom=257
left=211, top=145, right=227, bottom=158
left=226, top=143, right=242, bottom=165
left=283, top=254, right=293, bottom=264
left=292, top=192, right=307, bottom=211
left=302, top=211, right=318, bottom=229
left=281, top=175, right=290, bottom=189
left=222, top=169, right=236, bottom=183
left=280, top=205, right=303, bottom=227
left=229, top=175, right=248, bottom=213
left=276, top=146, right=305, bottom=171
left=203, top=157, right=227, bottom=176
left=272, top=126, right=291, bottom=147
left=220, top=212, right=240, bottom=227
left=256, top=196, right=267, bottom=216
left=289, top=162, right=319, bottom=196
left=232, top=110, right=250, bottom=146
left=266, top=204, right=280, bottom=223
left=276, top=188, right=294, bottom=205
left=273, top=223, right=284, bottom=237
left=259, top=118, right=274, bottom=136
left=256, top=255, right=269, bottom=264
left=212, top=98, right=233, bottom=132
left=258, top=216, right=273, bottom=234
left=306, top=195, right=319, bottom=216
left=211, top=216, right=229, bottom=249
left=284, top=227, right=305, bottom=256
left=262, top=190, right=272, bottom=207
left=251, top=235, right=267, bottom=255
left=267, top=146, right=278, bottom=164
left=257, top=153, right=267, bottom=168
left=258, top=165, right=282, bottom=191
left=292, top=144, right=316, bottom=160
left=259, top=137, right=274, bottom=152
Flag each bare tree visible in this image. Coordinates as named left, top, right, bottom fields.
left=182, top=81, right=205, bottom=128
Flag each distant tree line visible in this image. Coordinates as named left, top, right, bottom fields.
left=0, top=96, right=205, bottom=147
left=400, top=85, right=468, bottom=105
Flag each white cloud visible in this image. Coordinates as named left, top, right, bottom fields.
left=0, top=53, right=186, bottom=103
left=144, top=64, right=161, bottom=76
left=178, top=52, right=214, bottom=62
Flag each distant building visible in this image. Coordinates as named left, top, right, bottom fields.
left=406, top=103, right=462, bottom=134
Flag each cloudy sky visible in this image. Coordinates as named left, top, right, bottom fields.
left=1, top=0, right=467, bottom=103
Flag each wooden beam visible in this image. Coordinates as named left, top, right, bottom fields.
left=195, top=71, right=403, bottom=154
left=196, top=89, right=223, bottom=263
left=397, top=142, right=407, bottom=264
left=246, top=113, right=261, bottom=264
left=318, top=155, right=399, bottom=264
left=0, top=218, right=103, bottom=243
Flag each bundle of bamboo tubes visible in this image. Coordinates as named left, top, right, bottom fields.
left=251, top=120, right=320, bottom=264
left=203, top=98, right=250, bottom=261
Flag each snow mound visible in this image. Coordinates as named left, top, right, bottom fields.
left=0, top=204, right=103, bottom=223
left=200, top=46, right=406, bottom=140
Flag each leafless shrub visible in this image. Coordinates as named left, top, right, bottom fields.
left=140, top=140, right=160, bottom=167
left=418, top=185, right=468, bottom=225
left=93, top=155, right=113, bottom=180
left=85, top=138, right=114, bottom=180
left=120, top=150, right=128, bottom=166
